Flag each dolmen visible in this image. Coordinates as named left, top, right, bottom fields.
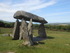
left=13, top=11, right=48, bottom=46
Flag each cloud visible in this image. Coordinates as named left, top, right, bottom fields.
left=0, top=0, right=57, bottom=13
left=45, top=12, right=70, bottom=17
left=0, top=0, right=57, bottom=21
left=27, top=0, right=56, bottom=11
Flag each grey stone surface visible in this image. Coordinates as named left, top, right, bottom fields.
left=2, top=34, right=10, bottom=36
left=2, top=34, right=13, bottom=38
left=19, top=18, right=28, bottom=40
left=38, top=23, right=47, bottom=38
left=28, top=19, right=34, bottom=43
left=9, top=34, right=13, bottom=38
left=19, top=18, right=33, bottom=46
left=19, top=25, right=23, bottom=40
left=13, top=11, right=47, bottom=23
left=13, top=19, right=20, bottom=40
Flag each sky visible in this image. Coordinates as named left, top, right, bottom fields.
left=0, top=0, right=70, bottom=23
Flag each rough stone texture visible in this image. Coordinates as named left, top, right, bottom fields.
left=19, top=25, right=23, bottom=40
left=13, top=19, right=20, bottom=40
left=7, top=52, right=15, bottom=53
left=28, top=19, right=34, bottom=43
left=14, top=11, right=47, bottom=23
left=19, top=19, right=28, bottom=40
left=38, top=23, right=47, bottom=38
left=2, top=34, right=10, bottom=36
left=19, top=18, right=33, bottom=46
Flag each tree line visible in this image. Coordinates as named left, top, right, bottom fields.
left=45, top=24, right=70, bottom=32
left=0, top=20, right=14, bottom=28
left=0, top=20, right=70, bottom=32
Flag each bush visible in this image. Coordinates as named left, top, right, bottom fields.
left=0, top=20, right=14, bottom=28
left=45, top=24, right=70, bottom=32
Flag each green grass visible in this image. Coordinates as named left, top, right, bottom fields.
left=0, top=28, right=13, bottom=34
left=0, top=28, right=70, bottom=53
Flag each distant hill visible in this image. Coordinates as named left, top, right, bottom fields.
left=47, top=23, right=70, bottom=25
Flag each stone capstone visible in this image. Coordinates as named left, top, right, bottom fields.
left=14, top=11, right=47, bottom=23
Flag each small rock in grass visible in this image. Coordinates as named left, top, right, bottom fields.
left=2, top=34, right=10, bottom=36
left=65, top=44, right=70, bottom=46
left=7, top=52, right=15, bottom=53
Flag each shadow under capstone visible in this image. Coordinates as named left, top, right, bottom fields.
left=33, top=36, right=54, bottom=41
left=33, top=36, right=55, bottom=45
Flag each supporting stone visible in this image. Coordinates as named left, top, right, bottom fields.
left=19, top=18, right=33, bottom=46
left=19, top=25, right=22, bottom=40
left=28, top=19, right=34, bottom=43
left=38, top=23, right=47, bottom=38
left=13, top=19, right=20, bottom=40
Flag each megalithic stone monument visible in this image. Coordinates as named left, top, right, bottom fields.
left=13, top=10, right=48, bottom=46
left=13, top=19, right=20, bottom=40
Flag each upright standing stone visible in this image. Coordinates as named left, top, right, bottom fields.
left=19, top=18, right=33, bottom=46
left=28, top=19, right=33, bottom=43
left=38, top=23, right=47, bottom=38
left=13, top=19, right=20, bottom=40
left=19, top=25, right=22, bottom=40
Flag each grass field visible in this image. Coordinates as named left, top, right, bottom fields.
left=0, top=28, right=70, bottom=53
